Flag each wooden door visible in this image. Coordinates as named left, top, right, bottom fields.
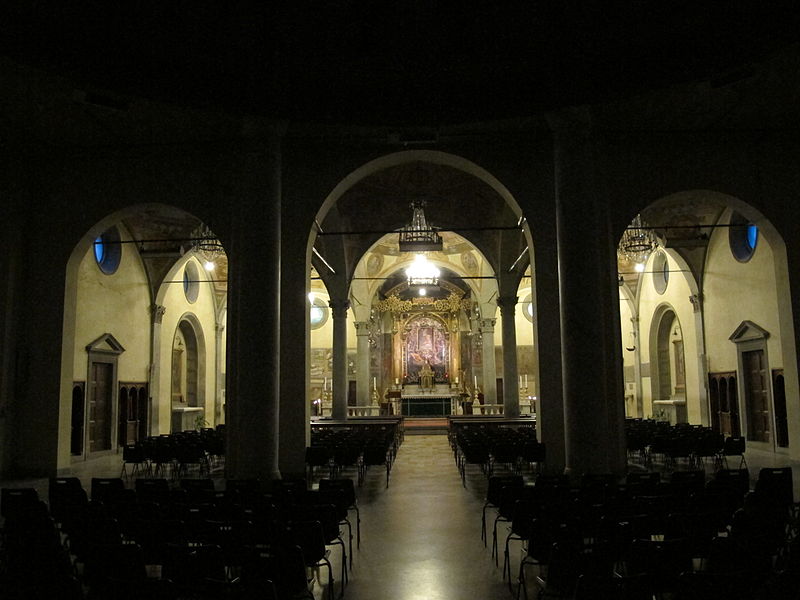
left=772, top=370, right=788, bottom=448
left=71, top=383, right=85, bottom=455
left=743, top=350, right=770, bottom=443
left=137, top=387, right=149, bottom=440
left=118, top=386, right=129, bottom=447
left=89, top=362, right=113, bottom=452
left=728, top=376, right=741, bottom=437
left=708, top=376, right=720, bottom=434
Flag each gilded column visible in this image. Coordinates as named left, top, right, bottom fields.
left=393, top=316, right=405, bottom=382
left=449, top=313, right=461, bottom=383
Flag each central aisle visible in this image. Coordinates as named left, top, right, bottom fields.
left=326, top=434, right=512, bottom=600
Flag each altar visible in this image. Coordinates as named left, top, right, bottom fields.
left=399, top=385, right=461, bottom=416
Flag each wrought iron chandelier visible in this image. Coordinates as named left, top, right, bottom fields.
left=618, top=213, right=658, bottom=265
left=399, top=199, right=442, bottom=252
left=190, top=223, right=224, bottom=269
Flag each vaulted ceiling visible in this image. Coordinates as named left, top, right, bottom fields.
left=2, top=1, right=797, bottom=125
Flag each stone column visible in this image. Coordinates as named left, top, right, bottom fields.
left=552, top=114, right=626, bottom=476
left=354, top=321, right=371, bottom=407
left=214, top=322, right=225, bottom=425
left=225, top=135, right=281, bottom=480
left=330, top=299, right=350, bottom=419
left=498, top=296, right=521, bottom=418
left=149, top=303, right=167, bottom=435
left=480, top=318, right=498, bottom=409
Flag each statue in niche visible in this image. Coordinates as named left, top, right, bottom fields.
left=419, top=359, right=434, bottom=390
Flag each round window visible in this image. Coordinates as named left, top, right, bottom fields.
left=652, top=251, right=669, bottom=295
left=309, top=297, right=329, bottom=330
left=729, top=212, right=758, bottom=262
left=521, top=293, right=534, bottom=323
left=183, top=261, right=200, bottom=303
left=93, top=226, right=122, bottom=275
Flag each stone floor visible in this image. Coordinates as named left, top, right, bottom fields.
left=2, top=436, right=799, bottom=599
left=320, top=434, right=510, bottom=600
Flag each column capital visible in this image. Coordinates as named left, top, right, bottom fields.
left=479, top=318, right=496, bottom=332
left=689, top=293, right=703, bottom=313
left=497, top=296, right=518, bottom=315
left=151, top=304, right=166, bottom=324
left=354, top=321, right=371, bottom=335
left=329, top=299, right=350, bottom=314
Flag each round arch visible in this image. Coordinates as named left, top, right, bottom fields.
left=60, top=203, right=226, bottom=468
left=621, top=189, right=798, bottom=439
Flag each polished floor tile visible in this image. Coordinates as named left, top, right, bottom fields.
left=320, top=434, right=510, bottom=600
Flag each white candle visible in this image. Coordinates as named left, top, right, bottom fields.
left=394, top=378, right=399, bottom=385
left=373, top=376, right=376, bottom=390
left=524, top=374, right=528, bottom=387
left=474, top=375, right=478, bottom=389
left=323, top=376, right=327, bottom=391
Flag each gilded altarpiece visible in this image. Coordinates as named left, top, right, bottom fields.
left=374, top=292, right=471, bottom=385
left=403, top=315, right=449, bottom=382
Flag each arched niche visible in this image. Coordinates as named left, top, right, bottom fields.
left=170, top=314, right=208, bottom=432
left=649, top=305, right=687, bottom=423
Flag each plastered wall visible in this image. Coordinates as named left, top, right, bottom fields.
left=156, top=256, right=219, bottom=432
left=636, top=251, right=701, bottom=421
left=703, top=222, right=782, bottom=374
left=73, top=226, right=151, bottom=383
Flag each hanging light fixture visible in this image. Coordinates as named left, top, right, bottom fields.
left=405, top=254, right=440, bottom=287
left=618, top=213, right=658, bottom=265
left=190, top=223, right=224, bottom=269
left=399, top=199, right=442, bottom=252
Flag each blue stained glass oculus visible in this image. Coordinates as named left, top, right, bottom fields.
left=94, top=227, right=121, bottom=274
left=747, top=224, right=758, bottom=251
left=729, top=213, right=758, bottom=262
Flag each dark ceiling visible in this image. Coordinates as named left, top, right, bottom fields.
left=2, top=1, right=798, bottom=126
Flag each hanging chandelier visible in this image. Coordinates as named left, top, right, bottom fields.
left=405, top=254, right=440, bottom=287
left=189, top=223, right=224, bottom=269
left=399, top=199, right=442, bottom=252
left=618, top=213, right=658, bottom=265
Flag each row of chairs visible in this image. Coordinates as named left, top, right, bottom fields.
left=1, top=474, right=361, bottom=600
left=120, top=427, right=225, bottom=481
left=480, top=466, right=798, bottom=599
left=626, top=419, right=747, bottom=471
left=452, top=425, right=543, bottom=485
left=307, top=424, right=401, bottom=487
